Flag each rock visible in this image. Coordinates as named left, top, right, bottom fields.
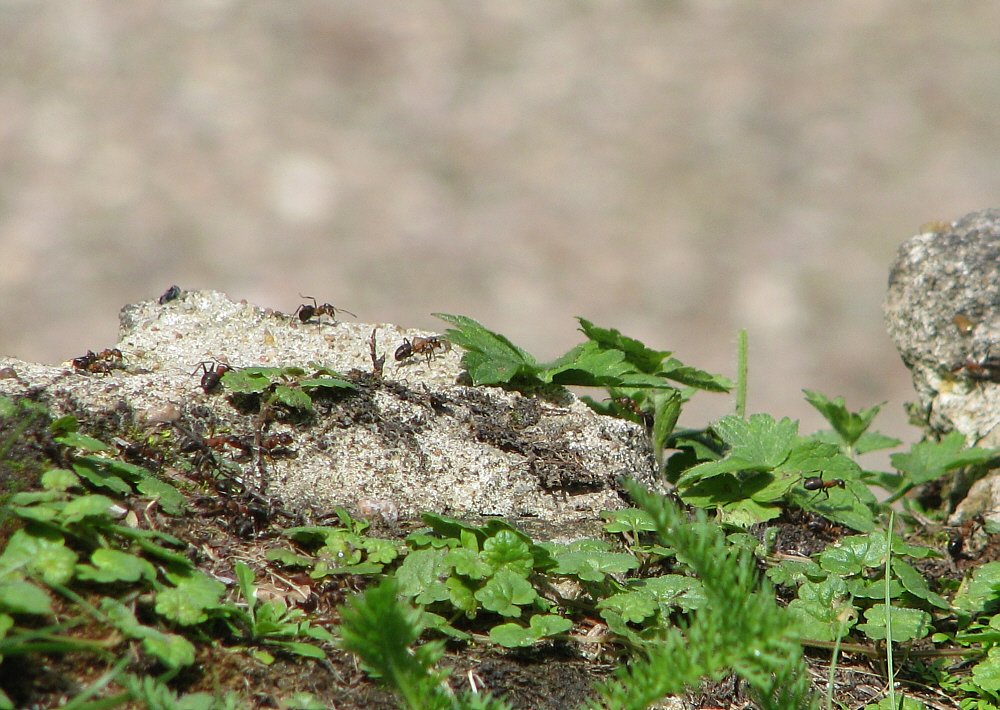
left=884, top=209, right=1000, bottom=446
left=884, top=209, right=1000, bottom=523
left=0, top=290, right=658, bottom=535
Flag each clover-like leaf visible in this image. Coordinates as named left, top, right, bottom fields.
left=475, top=569, right=536, bottom=617
left=0, top=580, right=53, bottom=616
left=156, top=570, right=226, bottom=625
left=490, top=614, right=573, bottom=647
left=602, top=508, right=658, bottom=534
left=551, top=550, right=639, bottom=582
left=40, top=468, right=80, bottom=492
left=444, top=548, right=492, bottom=580
left=857, top=603, right=931, bottom=642
left=76, top=549, right=157, bottom=584
left=274, top=385, right=312, bottom=411
left=786, top=576, right=856, bottom=642
left=481, top=530, right=533, bottom=577
left=972, top=646, right=1000, bottom=693
left=0, top=529, right=77, bottom=586
left=60, top=494, right=117, bottom=523
left=952, top=561, right=1000, bottom=616
left=819, top=534, right=887, bottom=576
left=395, top=547, right=452, bottom=605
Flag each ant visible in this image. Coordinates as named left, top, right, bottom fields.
left=158, top=285, right=182, bottom=304
left=72, top=348, right=124, bottom=374
left=294, top=295, right=355, bottom=324
left=192, top=360, right=231, bottom=393
left=608, top=396, right=654, bottom=430
left=951, top=355, right=1000, bottom=384
left=948, top=514, right=986, bottom=559
left=801, top=473, right=846, bottom=504
left=394, top=336, right=450, bottom=363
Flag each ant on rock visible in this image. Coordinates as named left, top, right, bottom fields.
left=294, top=296, right=355, bottom=324
left=192, top=360, right=232, bottom=393
left=395, top=336, right=450, bottom=363
left=951, top=355, right=1000, bottom=384
left=72, top=348, right=124, bottom=374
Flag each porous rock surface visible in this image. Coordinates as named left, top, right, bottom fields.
left=884, top=208, right=1000, bottom=522
left=0, top=290, right=658, bottom=534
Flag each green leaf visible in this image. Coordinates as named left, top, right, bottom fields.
left=0, top=580, right=53, bottom=616
left=55, top=431, right=112, bottom=452
left=972, top=646, right=1000, bottom=693
left=540, top=341, right=633, bottom=387
left=658, top=358, right=734, bottom=392
left=475, top=569, right=536, bottom=617
left=601, top=508, right=658, bottom=534
left=652, top=389, right=683, bottom=458
left=395, top=547, right=452, bottom=605
left=0, top=529, right=77, bottom=586
left=893, top=561, right=950, bottom=610
left=786, top=576, right=856, bottom=642
left=803, top=390, right=885, bottom=448
left=60, top=494, right=116, bottom=523
left=818, top=534, right=887, bottom=576
left=953, top=561, right=1000, bottom=616
left=435, top=313, right=539, bottom=385
left=551, top=550, right=639, bottom=582
left=298, top=377, right=357, bottom=391
left=76, top=549, right=157, bottom=584
left=853, top=431, right=902, bottom=456
left=576, top=318, right=672, bottom=374
left=444, top=548, right=492, bottom=580
left=490, top=614, right=573, bottom=647
left=222, top=369, right=274, bottom=393
left=40, top=469, right=80, bottom=492
left=156, top=570, right=226, bottom=625
left=136, top=478, right=188, bottom=515
left=891, top=431, right=998, bottom=486
left=480, top=530, right=534, bottom=577
left=274, top=385, right=312, bottom=411
left=712, top=414, right=798, bottom=469
left=267, top=640, right=327, bottom=659
left=857, top=603, right=931, bottom=642
left=71, top=461, right=131, bottom=494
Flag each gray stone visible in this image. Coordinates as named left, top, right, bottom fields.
left=0, top=290, right=658, bottom=534
left=883, top=209, right=1000, bottom=522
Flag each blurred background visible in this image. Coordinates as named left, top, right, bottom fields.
left=2, top=1, right=999, bottom=456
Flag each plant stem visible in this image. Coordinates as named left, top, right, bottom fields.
left=736, top=329, right=748, bottom=418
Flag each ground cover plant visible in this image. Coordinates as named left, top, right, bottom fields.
left=4, top=313, right=1000, bottom=709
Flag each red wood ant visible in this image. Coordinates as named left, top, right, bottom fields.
left=192, top=360, right=231, bottom=393
left=801, top=473, right=846, bottom=504
left=609, top=396, right=654, bottom=430
left=294, top=295, right=355, bottom=324
left=394, top=336, right=450, bottom=362
left=948, top=514, right=986, bottom=559
left=952, top=356, right=1000, bottom=384
left=72, top=348, right=124, bottom=374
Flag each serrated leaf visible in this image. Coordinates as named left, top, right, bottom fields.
left=953, top=561, right=1000, bottom=616
left=659, top=359, right=734, bottom=392
left=540, top=341, right=633, bottom=387
left=142, top=629, right=197, bottom=669
left=444, top=548, right=492, bottom=580
left=891, top=431, right=998, bottom=485
left=359, top=538, right=399, bottom=565
left=475, top=568, right=536, bottom=617
left=490, top=614, right=572, bottom=647
left=857, top=603, right=931, bottom=642
left=853, top=431, right=902, bottom=455
left=803, top=390, right=884, bottom=447
left=76, top=549, right=157, bottom=584
left=712, top=414, right=798, bottom=469
left=434, top=313, right=539, bottom=385
left=576, top=318, right=672, bottom=374
left=972, top=646, right=1000, bottom=692
left=0, top=529, right=77, bottom=586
